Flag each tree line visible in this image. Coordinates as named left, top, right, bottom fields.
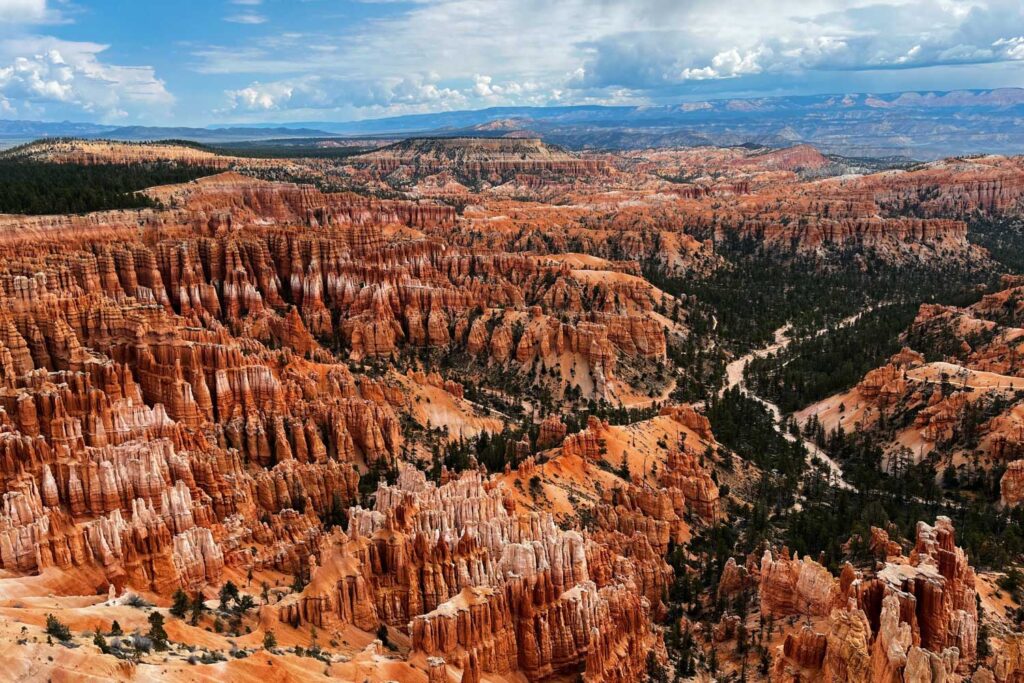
left=0, top=160, right=219, bottom=215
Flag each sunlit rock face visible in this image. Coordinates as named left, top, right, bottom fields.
left=759, top=517, right=978, bottom=682
left=0, top=162, right=685, bottom=682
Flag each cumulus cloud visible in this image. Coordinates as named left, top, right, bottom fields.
left=196, top=0, right=1024, bottom=118
left=679, top=47, right=766, bottom=81
left=995, top=37, right=1024, bottom=61
left=472, top=74, right=543, bottom=99
left=0, top=36, right=173, bottom=120
left=565, top=0, right=1024, bottom=93
left=228, top=82, right=293, bottom=110
left=225, top=72, right=473, bottom=115
left=222, top=67, right=575, bottom=120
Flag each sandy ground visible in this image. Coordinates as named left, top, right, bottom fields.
left=398, top=373, right=504, bottom=440
left=0, top=561, right=482, bottom=682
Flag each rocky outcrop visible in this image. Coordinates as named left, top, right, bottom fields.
left=760, top=549, right=841, bottom=619
left=735, top=144, right=830, bottom=172
left=766, top=517, right=979, bottom=681
left=772, top=626, right=829, bottom=680
left=1001, top=460, right=1024, bottom=508
left=561, top=417, right=609, bottom=461
left=274, top=463, right=660, bottom=681
left=0, top=174, right=468, bottom=598
left=536, top=415, right=568, bottom=450
left=659, top=447, right=720, bottom=522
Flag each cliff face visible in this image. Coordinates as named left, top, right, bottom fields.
left=0, top=175, right=669, bottom=407
left=449, top=146, right=1024, bottom=264
left=867, top=156, right=1024, bottom=216
left=0, top=175, right=466, bottom=594
left=759, top=517, right=978, bottom=681
left=146, top=171, right=457, bottom=233
left=0, top=171, right=455, bottom=250
left=0, top=166, right=688, bottom=681
left=730, top=153, right=1024, bottom=254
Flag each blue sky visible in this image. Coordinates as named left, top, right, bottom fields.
left=0, top=0, right=1023, bottom=125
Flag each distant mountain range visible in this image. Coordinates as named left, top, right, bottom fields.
left=5, top=88, right=1024, bottom=159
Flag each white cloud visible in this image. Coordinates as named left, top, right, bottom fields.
left=225, top=13, right=267, bottom=24
left=191, top=0, right=1024, bottom=118
left=680, top=48, right=765, bottom=81
left=225, top=72, right=472, bottom=115
left=0, top=36, right=173, bottom=120
left=0, top=0, right=48, bottom=23
left=227, top=79, right=302, bottom=109
left=994, top=36, right=1024, bottom=60
left=472, top=74, right=543, bottom=98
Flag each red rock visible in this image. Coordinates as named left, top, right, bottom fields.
left=764, top=517, right=980, bottom=681
left=536, top=415, right=568, bottom=449
left=1002, top=460, right=1024, bottom=507
left=760, top=549, right=840, bottom=618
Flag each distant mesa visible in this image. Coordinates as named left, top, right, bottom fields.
left=348, top=135, right=610, bottom=182
left=353, top=135, right=576, bottom=161
left=1, top=138, right=234, bottom=167
left=736, top=143, right=831, bottom=172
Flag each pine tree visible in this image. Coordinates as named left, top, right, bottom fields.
left=147, top=612, right=169, bottom=651
left=235, top=594, right=256, bottom=614
left=219, top=580, right=239, bottom=610
left=170, top=589, right=189, bottom=618
left=189, top=593, right=206, bottom=625
left=45, top=614, right=71, bottom=641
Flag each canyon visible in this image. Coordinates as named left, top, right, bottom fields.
left=0, top=135, right=1023, bottom=682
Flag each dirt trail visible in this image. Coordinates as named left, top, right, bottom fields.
left=721, top=309, right=880, bottom=491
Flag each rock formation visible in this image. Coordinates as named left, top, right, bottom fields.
left=762, top=517, right=979, bottom=681
left=1, top=138, right=1022, bottom=681
left=276, top=463, right=661, bottom=681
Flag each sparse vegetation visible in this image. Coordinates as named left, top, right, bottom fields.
left=125, top=593, right=154, bottom=609
left=170, top=588, right=190, bottom=618
left=45, top=614, right=71, bottom=642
